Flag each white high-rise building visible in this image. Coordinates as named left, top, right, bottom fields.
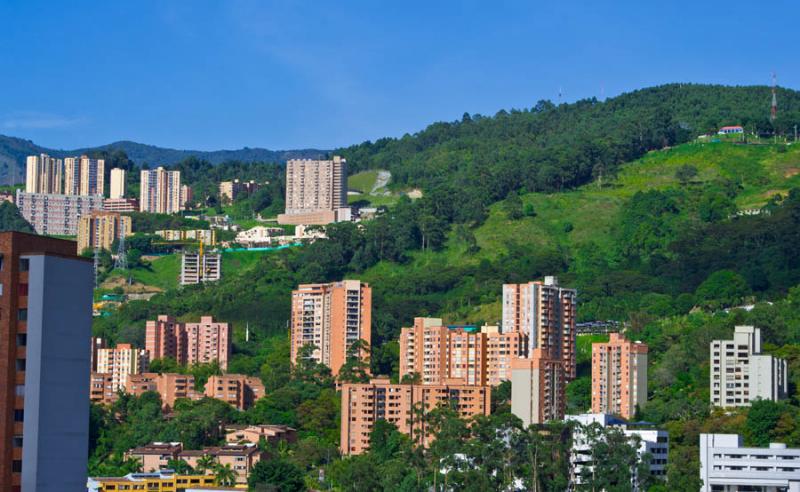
left=110, top=168, right=126, bottom=199
left=278, top=156, right=349, bottom=225
left=64, top=155, right=105, bottom=196
left=700, top=434, right=800, bottom=492
left=25, top=154, right=63, bottom=194
left=710, top=326, right=788, bottom=408
left=140, top=167, right=184, bottom=214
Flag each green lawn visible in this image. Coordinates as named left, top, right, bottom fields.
left=348, top=170, right=383, bottom=193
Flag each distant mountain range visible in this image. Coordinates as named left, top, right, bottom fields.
left=0, top=134, right=328, bottom=185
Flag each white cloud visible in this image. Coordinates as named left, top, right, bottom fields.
left=1, top=111, right=86, bottom=130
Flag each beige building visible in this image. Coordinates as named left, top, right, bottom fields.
left=219, top=179, right=261, bottom=203
left=591, top=333, right=648, bottom=419
left=89, top=372, right=117, bottom=405
left=290, top=280, right=371, bottom=376
left=511, top=349, right=567, bottom=426
left=126, top=442, right=183, bottom=473
left=140, top=167, right=184, bottom=214
left=340, top=379, right=491, bottom=455
left=64, top=155, right=105, bottom=196
left=77, top=211, right=132, bottom=253
left=25, top=153, right=63, bottom=194
left=278, top=156, right=349, bottom=225
left=110, top=168, right=126, bottom=199
left=224, top=425, right=297, bottom=445
left=15, top=191, right=104, bottom=236
left=503, top=276, right=578, bottom=379
left=96, top=343, right=149, bottom=392
left=126, top=442, right=264, bottom=484
left=399, top=318, right=528, bottom=386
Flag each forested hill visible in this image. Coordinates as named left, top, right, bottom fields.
left=340, top=84, right=800, bottom=211
left=0, top=135, right=327, bottom=185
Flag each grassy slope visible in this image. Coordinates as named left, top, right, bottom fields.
left=347, top=169, right=400, bottom=207
left=361, top=142, right=800, bottom=323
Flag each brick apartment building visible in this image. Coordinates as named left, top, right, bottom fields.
left=126, top=442, right=264, bottom=484
left=145, top=315, right=232, bottom=370
left=591, top=333, right=648, bottom=419
left=224, top=424, right=297, bottom=445
left=125, top=373, right=201, bottom=411
left=399, top=318, right=528, bottom=386
left=0, top=232, right=93, bottom=491
left=204, top=375, right=265, bottom=410
left=340, top=378, right=491, bottom=455
left=290, top=280, right=371, bottom=376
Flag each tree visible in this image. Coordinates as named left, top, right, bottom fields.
left=675, top=164, right=698, bottom=184
left=214, top=462, right=237, bottom=487
left=504, top=191, right=524, bottom=220
left=166, top=459, right=193, bottom=474
left=337, top=339, right=371, bottom=384
left=248, top=458, right=305, bottom=492
left=194, top=454, right=217, bottom=475
left=695, top=269, right=750, bottom=309
left=0, top=202, right=34, bottom=233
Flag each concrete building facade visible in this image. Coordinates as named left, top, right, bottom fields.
left=25, top=154, right=63, bottom=194
left=64, top=155, right=105, bottom=196
left=110, top=168, right=126, bottom=199
left=0, top=233, right=92, bottom=491
left=96, top=343, right=149, bottom=392
left=15, top=191, right=104, bottom=236
left=156, top=229, right=216, bottom=245
left=511, top=349, right=567, bottom=426
left=180, top=252, right=221, bottom=285
left=125, top=373, right=201, bottom=411
left=591, top=333, right=648, bottom=420
left=140, top=167, right=184, bottom=214
left=290, top=280, right=371, bottom=376
left=711, top=326, right=788, bottom=408
left=145, top=315, right=232, bottom=370
left=278, top=156, right=349, bottom=225
left=77, top=211, right=133, bottom=253
left=700, top=433, right=800, bottom=492
left=502, top=276, right=578, bottom=379
left=224, top=425, right=297, bottom=445
left=340, top=379, right=491, bottom=455
left=87, top=471, right=216, bottom=492
left=103, top=197, right=139, bottom=212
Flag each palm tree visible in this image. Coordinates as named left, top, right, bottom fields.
left=214, top=463, right=237, bottom=487
left=195, top=454, right=216, bottom=475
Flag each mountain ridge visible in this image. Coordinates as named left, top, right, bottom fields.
left=0, top=134, right=328, bottom=185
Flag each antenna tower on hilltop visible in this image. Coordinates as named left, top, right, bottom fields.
left=771, top=72, right=778, bottom=122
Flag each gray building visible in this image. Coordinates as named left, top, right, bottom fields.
left=710, top=326, right=788, bottom=408
left=180, top=251, right=221, bottom=285
left=700, top=433, right=800, bottom=491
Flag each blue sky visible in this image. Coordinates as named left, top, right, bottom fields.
left=0, top=0, right=797, bottom=151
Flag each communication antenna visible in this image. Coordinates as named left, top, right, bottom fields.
left=771, top=72, right=778, bottom=122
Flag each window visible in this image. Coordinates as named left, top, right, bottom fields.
left=17, top=309, right=27, bottom=322
left=15, top=385, right=24, bottom=397
left=15, top=359, right=25, bottom=371
left=12, top=460, right=21, bottom=473
left=17, top=284, right=27, bottom=297
left=12, top=436, right=22, bottom=448
left=19, top=259, right=29, bottom=272
left=16, top=334, right=26, bottom=346
left=14, top=409, right=23, bottom=422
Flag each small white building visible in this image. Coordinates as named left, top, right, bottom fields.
left=567, top=413, right=668, bottom=490
left=700, top=433, right=800, bottom=492
left=718, top=125, right=744, bottom=135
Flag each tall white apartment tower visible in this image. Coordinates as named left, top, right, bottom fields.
left=710, top=326, right=788, bottom=408
left=110, top=168, right=126, bottom=199
left=64, top=155, right=105, bottom=196
left=25, top=154, right=63, bottom=194
left=502, top=276, right=578, bottom=379
left=278, top=156, right=349, bottom=225
left=140, top=167, right=184, bottom=214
